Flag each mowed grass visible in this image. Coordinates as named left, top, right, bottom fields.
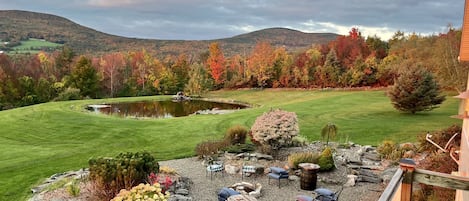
left=9, top=38, right=62, bottom=54
left=0, top=89, right=460, bottom=200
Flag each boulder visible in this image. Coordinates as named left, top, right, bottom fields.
left=225, top=164, right=240, bottom=175
left=344, top=174, right=358, bottom=187
left=255, top=153, right=273, bottom=161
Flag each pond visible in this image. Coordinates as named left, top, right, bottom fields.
left=87, top=100, right=248, bottom=119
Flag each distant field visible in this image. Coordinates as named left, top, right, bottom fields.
left=9, top=38, right=62, bottom=54
left=0, top=89, right=460, bottom=200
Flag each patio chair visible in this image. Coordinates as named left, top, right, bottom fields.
left=267, top=167, right=289, bottom=188
left=295, top=188, right=339, bottom=201
left=241, top=164, right=257, bottom=180
left=206, top=161, right=224, bottom=180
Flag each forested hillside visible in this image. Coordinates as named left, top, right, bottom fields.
left=0, top=10, right=337, bottom=56
left=0, top=25, right=466, bottom=111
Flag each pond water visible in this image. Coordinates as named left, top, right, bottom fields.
left=88, top=100, right=247, bottom=119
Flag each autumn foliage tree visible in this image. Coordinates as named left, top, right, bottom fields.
left=248, top=41, right=275, bottom=87
left=207, top=42, right=225, bottom=86
left=99, top=52, right=125, bottom=97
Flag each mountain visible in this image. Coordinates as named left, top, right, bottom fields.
left=0, top=10, right=339, bottom=57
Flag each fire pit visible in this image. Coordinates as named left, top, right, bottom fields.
left=229, top=182, right=262, bottom=198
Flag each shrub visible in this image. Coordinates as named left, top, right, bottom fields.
left=66, top=179, right=80, bottom=197
left=415, top=125, right=460, bottom=201
left=194, top=140, right=229, bottom=158
left=222, top=143, right=255, bottom=153
left=89, top=151, right=159, bottom=200
left=318, top=147, right=335, bottom=172
left=377, top=140, right=399, bottom=160
left=417, top=125, right=461, bottom=153
left=225, top=125, right=248, bottom=145
left=287, top=152, right=320, bottom=169
left=111, top=183, right=170, bottom=201
left=159, top=166, right=177, bottom=175
left=148, top=172, right=173, bottom=194
left=418, top=152, right=457, bottom=200
left=54, top=87, right=81, bottom=101
left=291, top=135, right=308, bottom=147
left=250, top=109, right=299, bottom=151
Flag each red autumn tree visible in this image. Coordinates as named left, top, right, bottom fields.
left=207, top=42, right=225, bottom=85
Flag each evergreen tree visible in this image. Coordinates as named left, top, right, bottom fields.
left=69, top=56, right=99, bottom=98
left=387, top=66, right=445, bottom=114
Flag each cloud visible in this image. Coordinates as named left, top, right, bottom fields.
left=0, top=0, right=464, bottom=40
left=85, top=0, right=151, bottom=8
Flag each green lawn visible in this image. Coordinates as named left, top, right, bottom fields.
left=0, top=89, right=460, bottom=200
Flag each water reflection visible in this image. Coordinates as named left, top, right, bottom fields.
left=89, top=100, right=247, bottom=119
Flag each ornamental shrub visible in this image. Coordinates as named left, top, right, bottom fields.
left=225, top=125, right=248, bottom=145
left=377, top=140, right=398, bottom=160
left=89, top=151, right=159, bottom=200
left=291, top=135, right=309, bottom=147
left=222, top=143, right=255, bottom=153
left=250, top=109, right=299, bottom=151
left=318, top=147, right=335, bottom=172
left=111, top=183, right=170, bottom=201
left=287, top=152, right=320, bottom=169
left=194, top=140, right=230, bottom=158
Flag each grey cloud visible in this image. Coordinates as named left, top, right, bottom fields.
left=0, top=0, right=464, bottom=40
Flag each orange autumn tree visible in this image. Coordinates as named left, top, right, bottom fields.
left=99, top=52, right=125, bottom=97
left=248, top=41, right=275, bottom=88
left=207, top=42, right=225, bottom=85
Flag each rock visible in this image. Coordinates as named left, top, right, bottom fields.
left=225, top=164, right=240, bottom=175
left=254, top=153, right=273, bottom=160
left=289, top=175, right=300, bottom=181
left=343, top=151, right=362, bottom=165
left=225, top=153, right=239, bottom=160
left=363, top=152, right=380, bottom=161
left=381, top=167, right=398, bottom=184
left=169, top=194, right=193, bottom=201
left=249, top=183, right=262, bottom=198
left=358, top=175, right=382, bottom=183
left=227, top=194, right=258, bottom=201
left=359, top=169, right=379, bottom=178
left=362, top=145, right=375, bottom=152
left=175, top=188, right=190, bottom=196
left=344, top=175, right=358, bottom=187
left=254, top=166, right=264, bottom=175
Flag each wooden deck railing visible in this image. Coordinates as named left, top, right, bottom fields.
left=378, top=158, right=469, bottom=201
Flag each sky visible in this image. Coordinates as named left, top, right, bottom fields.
left=0, top=0, right=465, bottom=41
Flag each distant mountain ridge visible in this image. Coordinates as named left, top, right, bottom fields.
left=0, top=10, right=339, bottom=56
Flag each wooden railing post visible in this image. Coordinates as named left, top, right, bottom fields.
left=399, top=158, right=416, bottom=201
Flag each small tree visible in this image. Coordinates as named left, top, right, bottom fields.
left=387, top=66, right=445, bottom=114
left=321, top=122, right=338, bottom=145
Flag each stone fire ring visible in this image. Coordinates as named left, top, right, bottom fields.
left=229, top=182, right=262, bottom=198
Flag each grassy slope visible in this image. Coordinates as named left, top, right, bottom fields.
left=9, top=38, right=62, bottom=54
left=0, top=90, right=460, bottom=200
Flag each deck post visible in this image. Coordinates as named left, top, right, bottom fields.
left=399, top=158, right=416, bottom=201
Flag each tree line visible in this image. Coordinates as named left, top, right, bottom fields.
left=0, top=27, right=466, bottom=110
